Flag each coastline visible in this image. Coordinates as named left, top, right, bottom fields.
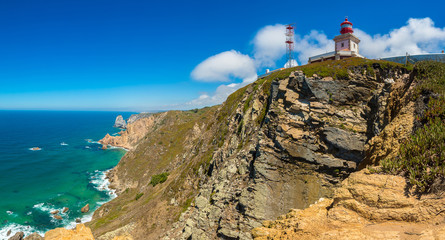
left=0, top=144, right=127, bottom=240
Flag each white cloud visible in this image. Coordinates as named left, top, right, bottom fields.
left=284, top=59, right=298, bottom=68
left=355, top=17, right=445, bottom=58
left=252, top=24, right=287, bottom=67
left=191, top=50, right=257, bottom=82
left=293, top=30, right=333, bottom=64
left=187, top=50, right=257, bottom=108
left=184, top=75, right=257, bottom=108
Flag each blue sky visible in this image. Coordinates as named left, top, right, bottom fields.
left=0, top=0, right=444, bottom=111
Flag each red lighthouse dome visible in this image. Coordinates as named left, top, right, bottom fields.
left=340, top=18, right=353, bottom=34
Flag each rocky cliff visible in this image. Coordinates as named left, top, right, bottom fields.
left=86, top=58, right=443, bottom=240
left=100, top=112, right=167, bottom=150
left=113, top=115, right=127, bottom=129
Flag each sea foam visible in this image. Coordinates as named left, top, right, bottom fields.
left=0, top=223, right=44, bottom=240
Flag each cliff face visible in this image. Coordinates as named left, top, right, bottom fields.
left=99, top=112, right=167, bottom=150
left=252, top=169, right=445, bottom=240
left=162, top=60, right=414, bottom=240
left=88, top=58, right=418, bottom=240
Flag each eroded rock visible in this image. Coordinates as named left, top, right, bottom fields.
left=81, top=204, right=89, bottom=213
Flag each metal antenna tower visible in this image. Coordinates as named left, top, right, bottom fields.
left=285, top=24, right=295, bottom=68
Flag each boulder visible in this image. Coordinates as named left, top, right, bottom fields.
left=81, top=204, right=90, bottom=213
left=8, top=232, right=24, bottom=240
left=23, top=233, right=43, bottom=240
left=75, top=218, right=82, bottom=223
left=113, top=115, right=127, bottom=129
left=53, top=215, right=62, bottom=220
left=62, top=207, right=69, bottom=213
left=50, top=210, right=59, bottom=215
left=7, top=229, right=11, bottom=236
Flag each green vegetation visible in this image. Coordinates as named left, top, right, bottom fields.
left=379, top=61, right=445, bottom=193
left=294, top=57, right=410, bottom=79
left=243, top=94, right=253, bottom=113
left=135, top=192, right=144, bottom=200
left=150, top=172, right=170, bottom=187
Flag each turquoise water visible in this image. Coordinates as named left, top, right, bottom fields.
left=0, top=111, right=132, bottom=238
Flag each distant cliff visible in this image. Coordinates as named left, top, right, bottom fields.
left=86, top=58, right=444, bottom=240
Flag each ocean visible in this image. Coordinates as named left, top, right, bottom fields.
left=0, top=110, right=132, bottom=239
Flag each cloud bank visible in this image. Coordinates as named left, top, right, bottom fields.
left=355, top=18, right=445, bottom=58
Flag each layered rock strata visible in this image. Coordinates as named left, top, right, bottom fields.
left=90, top=60, right=415, bottom=240
left=162, top=66, right=413, bottom=239
left=252, top=169, right=445, bottom=240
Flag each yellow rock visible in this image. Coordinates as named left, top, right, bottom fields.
left=44, top=224, right=94, bottom=240
left=252, top=170, right=445, bottom=240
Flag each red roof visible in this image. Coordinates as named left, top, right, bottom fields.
left=341, top=18, right=353, bottom=26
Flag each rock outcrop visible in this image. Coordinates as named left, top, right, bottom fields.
left=127, top=113, right=152, bottom=125
left=42, top=224, right=131, bottom=240
left=100, top=112, right=168, bottom=150
left=81, top=204, right=90, bottom=213
left=44, top=224, right=94, bottom=240
left=24, top=233, right=43, bottom=240
left=252, top=169, right=445, bottom=239
left=113, top=115, right=127, bottom=129
left=161, top=63, right=412, bottom=240
left=88, top=59, right=420, bottom=240
left=8, top=232, right=24, bottom=240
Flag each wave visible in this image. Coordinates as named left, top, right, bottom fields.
left=0, top=223, right=44, bottom=240
left=60, top=142, right=68, bottom=146
left=90, top=170, right=117, bottom=198
left=85, top=139, right=100, bottom=144
left=106, top=145, right=129, bottom=151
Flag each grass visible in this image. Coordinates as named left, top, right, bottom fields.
left=294, top=57, right=410, bottom=79
left=379, top=61, right=445, bottom=193
left=150, top=172, right=170, bottom=187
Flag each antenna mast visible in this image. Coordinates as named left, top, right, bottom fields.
left=285, top=24, right=295, bottom=68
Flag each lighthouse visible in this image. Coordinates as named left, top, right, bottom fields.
left=333, top=18, right=361, bottom=58
left=308, top=18, right=364, bottom=63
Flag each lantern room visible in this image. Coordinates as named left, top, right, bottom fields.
left=340, top=18, right=354, bottom=34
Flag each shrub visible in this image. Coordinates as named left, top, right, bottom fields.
left=380, top=117, right=445, bottom=192
left=149, top=172, right=169, bottom=187
left=135, top=193, right=144, bottom=200
left=380, top=61, right=445, bottom=193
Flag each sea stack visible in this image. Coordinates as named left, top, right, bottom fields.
left=81, top=204, right=90, bottom=213
left=113, top=115, right=127, bottom=129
